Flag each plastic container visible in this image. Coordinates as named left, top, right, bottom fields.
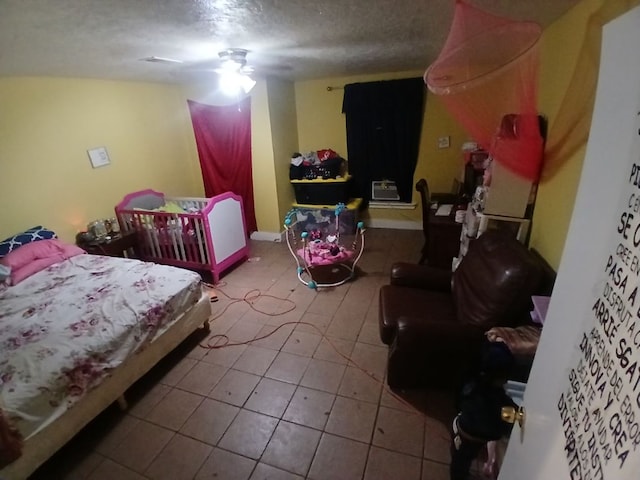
left=291, top=198, right=362, bottom=235
left=290, top=175, right=352, bottom=205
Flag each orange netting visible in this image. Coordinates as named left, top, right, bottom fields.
left=425, top=0, right=544, bottom=181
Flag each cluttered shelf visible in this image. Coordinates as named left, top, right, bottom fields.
left=77, top=230, right=138, bottom=258
left=289, top=149, right=353, bottom=207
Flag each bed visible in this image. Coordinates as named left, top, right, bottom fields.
left=115, top=189, right=250, bottom=283
left=0, top=229, right=211, bottom=479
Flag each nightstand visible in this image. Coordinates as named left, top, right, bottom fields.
left=78, top=231, right=138, bottom=258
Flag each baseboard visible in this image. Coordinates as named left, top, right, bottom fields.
left=249, top=231, right=285, bottom=242
left=366, top=219, right=422, bottom=230
left=368, top=201, right=417, bottom=209
left=250, top=221, right=420, bottom=240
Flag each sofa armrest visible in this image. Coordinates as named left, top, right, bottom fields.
left=387, top=316, right=485, bottom=388
left=389, top=262, right=452, bottom=291
left=395, top=316, right=484, bottom=351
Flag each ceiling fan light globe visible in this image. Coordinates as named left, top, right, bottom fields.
left=218, top=71, right=255, bottom=96
left=219, top=71, right=242, bottom=96
left=240, top=75, right=256, bottom=94
left=220, top=59, right=240, bottom=72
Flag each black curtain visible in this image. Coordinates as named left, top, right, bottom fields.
left=342, top=78, right=425, bottom=203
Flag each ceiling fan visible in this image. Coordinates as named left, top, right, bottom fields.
left=213, top=49, right=256, bottom=94
left=144, top=47, right=293, bottom=95
left=215, top=48, right=255, bottom=76
left=143, top=48, right=264, bottom=94
left=142, top=48, right=287, bottom=78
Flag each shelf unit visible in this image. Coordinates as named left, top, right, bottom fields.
left=453, top=155, right=535, bottom=270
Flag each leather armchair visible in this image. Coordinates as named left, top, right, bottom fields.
left=379, top=230, right=545, bottom=389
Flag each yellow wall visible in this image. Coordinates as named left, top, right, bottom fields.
left=0, top=77, right=201, bottom=243
left=5, top=0, right=638, bottom=253
left=1, top=72, right=459, bottom=244
left=530, top=0, right=640, bottom=269
left=187, top=78, right=298, bottom=235
left=294, top=73, right=466, bottom=227
left=0, top=76, right=286, bottom=242
left=266, top=78, right=299, bottom=224
left=180, top=79, right=284, bottom=234
left=248, top=81, right=281, bottom=233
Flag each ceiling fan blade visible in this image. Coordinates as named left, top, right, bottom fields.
left=140, top=56, right=184, bottom=64
left=147, top=47, right=293, bottom=80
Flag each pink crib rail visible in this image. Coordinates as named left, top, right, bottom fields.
left=116, top=191, right=250, bottom=282
left=127, top=211, right=212, bottom=269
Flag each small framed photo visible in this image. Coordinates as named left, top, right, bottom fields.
left=88, top=147, right=110, bottom=168
left=438, top=136, right=450, bottom=149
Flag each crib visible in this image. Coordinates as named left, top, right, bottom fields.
left=115, top=189, right=249, bottom=283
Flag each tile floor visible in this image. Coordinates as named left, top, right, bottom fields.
left=31, top=228, right=470, bottom=480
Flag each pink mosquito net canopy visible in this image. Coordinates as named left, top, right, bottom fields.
left=425, top=0, right=544, bottom=181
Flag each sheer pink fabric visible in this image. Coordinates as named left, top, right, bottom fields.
left=425, top=0, right=544, bottom=181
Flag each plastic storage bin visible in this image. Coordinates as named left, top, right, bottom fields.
left=291, top=198, right=362, bottom=235
left=291, top=175, right=352, bottom=205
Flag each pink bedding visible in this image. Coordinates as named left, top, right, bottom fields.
left=0, top=254, right=202, bottom=444
left=0, top=239, right=85, bottom=285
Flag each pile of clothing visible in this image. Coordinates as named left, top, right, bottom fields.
left=289, top=149, right=346, bottom=180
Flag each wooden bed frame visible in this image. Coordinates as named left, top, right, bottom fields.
left=0, top=292, right=211, bottom=479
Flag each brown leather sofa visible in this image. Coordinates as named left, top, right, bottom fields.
left=379, top=230, right=548, bottom=389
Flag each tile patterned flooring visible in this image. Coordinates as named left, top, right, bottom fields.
left=31, top=228, right=467, bottom=480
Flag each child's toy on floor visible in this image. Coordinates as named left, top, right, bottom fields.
left=284, top=203, right=365, bottom=289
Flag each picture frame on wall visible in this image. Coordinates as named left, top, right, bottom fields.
left=87, top=147, right=110, bottom=168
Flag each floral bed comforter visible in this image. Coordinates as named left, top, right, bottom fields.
left=0, top=254, right=202, bottom=441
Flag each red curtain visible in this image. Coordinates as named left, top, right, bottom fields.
left=187, top=98, right=257, bottom=233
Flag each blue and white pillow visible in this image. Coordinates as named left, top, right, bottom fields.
left=0, top=226, right=57, bottom=258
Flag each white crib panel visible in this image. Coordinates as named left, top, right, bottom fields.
left=207, top=197, right=246, bottom=264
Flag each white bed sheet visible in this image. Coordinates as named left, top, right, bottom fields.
left=0, top=254, right=202, bottom=440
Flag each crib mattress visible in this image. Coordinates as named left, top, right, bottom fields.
left=0, top=254, right=202, bottom=440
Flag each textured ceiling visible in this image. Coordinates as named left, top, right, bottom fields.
left=0, top=0, right=581, bottom=84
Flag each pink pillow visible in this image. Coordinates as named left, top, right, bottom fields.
left=0, top=239, right=85, bottom=285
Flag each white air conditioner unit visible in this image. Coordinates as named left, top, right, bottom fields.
left=371, top=181, right=400, bottom=201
